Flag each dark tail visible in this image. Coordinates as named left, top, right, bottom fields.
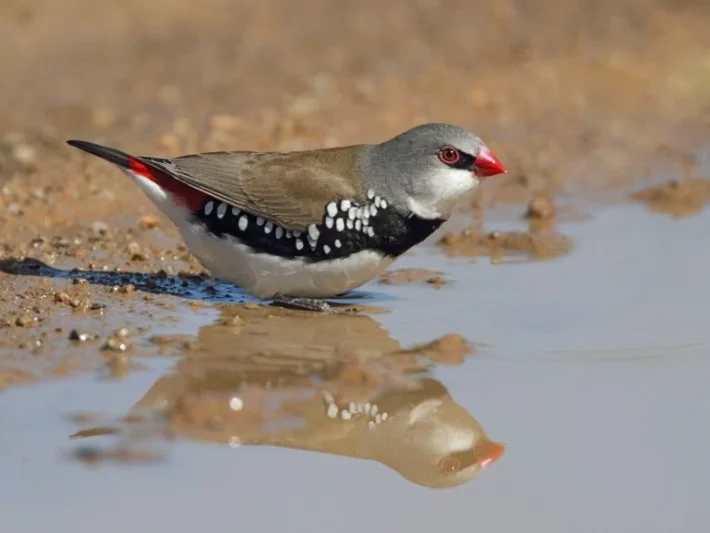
left=66, top=140, right=133, bottom=169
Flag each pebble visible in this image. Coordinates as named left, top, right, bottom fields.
left=12, top=143, right=37, bottom=167
left=52, top=237, right=71, bottom=249
left=229, top=397, right=244, bottom=411
left=90, top=221, right=109, bottom=235
left=15, top=314, right=33, bottom=327
left=118, top=284, right=136, bottom=294
left=326, top=403, right=339, bottom=419
left=138, top=214, right=161, bottom=230
left=102, top=328, right=131, bottom=352
left=103, top=337, right=129, bottom=352
left=524, top=194, right=557, bottom=220
left=219, top=315, right=243, bottom=327
left=53, top=292, right=71, bottom=304
left=68, top=329, right=93, bottom=342
left=126, top=242, right=148, bottom=261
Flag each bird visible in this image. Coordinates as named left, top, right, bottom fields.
left=66, top=123, right=506, bottom=312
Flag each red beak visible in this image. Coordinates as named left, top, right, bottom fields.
left=474, top=146, right=507, bottom=178
left=478, top=439, right=506, bottom=469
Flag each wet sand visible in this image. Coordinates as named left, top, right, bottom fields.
left=1, top=0, right=710, bottom=531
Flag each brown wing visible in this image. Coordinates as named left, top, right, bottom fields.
left=142, top=146, right=368, bottom=230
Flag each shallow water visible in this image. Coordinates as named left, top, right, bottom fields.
left=2, top=204, right=709, bottom=533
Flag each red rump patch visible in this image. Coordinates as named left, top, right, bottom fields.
left=128, top=157, right=206, bottom=211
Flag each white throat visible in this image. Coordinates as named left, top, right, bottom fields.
left=406, top=168, right=479, bottom=219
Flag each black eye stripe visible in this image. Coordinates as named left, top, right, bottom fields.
left=445, top=150, right=476, bottom=170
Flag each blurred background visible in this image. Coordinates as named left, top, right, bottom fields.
left=1, top=0, right=708, bottom=215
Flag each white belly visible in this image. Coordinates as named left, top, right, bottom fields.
left=180, top=223, right=394, bottom=298
left=127, top=171, right=393, bottom=299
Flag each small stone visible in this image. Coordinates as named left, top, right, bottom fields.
left=103, top=337, right=129, bottom=352
left=229, top=397, right=244, bottom=411
left=126, top=241, right=141, bottom=255
left=53, top=292, right=71, bottom=304
left=12, top=143, right=37, bottom=167
left=219, top=315, right=243, bottom=327
left=68, top=329, right=93, bottom=342
left=15, top=315, right=33, bottom=327
left=53, top=237, right=71, bottom=249
left=90, top=221, right=109, bottom=235
left=126, top=242, right=148, bottom=261
left=326, top=403, right=339, bottom=419
left=118, top=284, right=136, bottom=294
left=524, top=194, right=557, bottom=220
left=138, top=214, right=161, bottom=230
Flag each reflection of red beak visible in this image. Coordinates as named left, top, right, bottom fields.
left=475, top=146, right=507, bottom=178
left=478, top=439, right=507, bottom=469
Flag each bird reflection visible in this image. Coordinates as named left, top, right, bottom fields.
left=71, top=305, right=505, bottom=489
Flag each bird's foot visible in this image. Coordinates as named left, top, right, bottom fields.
left=270, top=294, right=335, bottom=314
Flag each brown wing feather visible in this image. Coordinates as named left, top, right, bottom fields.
left=143, top=146, right=367, bottom=230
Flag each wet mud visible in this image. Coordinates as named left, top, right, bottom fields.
left=630, top=178, right=710, bottom=219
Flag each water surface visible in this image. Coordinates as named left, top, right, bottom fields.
left=1, top=204, right=708, bottom=533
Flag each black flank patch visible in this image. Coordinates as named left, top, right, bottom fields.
left=190, top=194, right=445, bottom=263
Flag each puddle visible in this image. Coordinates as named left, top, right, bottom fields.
left=1, top=204, right=709, bottom=532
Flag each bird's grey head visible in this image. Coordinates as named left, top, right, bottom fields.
left=362, top=123, right=506, bottom=220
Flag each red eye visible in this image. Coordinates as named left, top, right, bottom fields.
left=438, top=146, right=460, bottom=165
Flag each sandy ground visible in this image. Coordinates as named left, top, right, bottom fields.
left=1, top=0, right=709, bottom=389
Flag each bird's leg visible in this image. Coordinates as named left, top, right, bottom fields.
left=270, top=294, right=335, bottom=314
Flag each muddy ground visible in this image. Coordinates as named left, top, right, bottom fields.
left=0, top=0, right=709, bottom=390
